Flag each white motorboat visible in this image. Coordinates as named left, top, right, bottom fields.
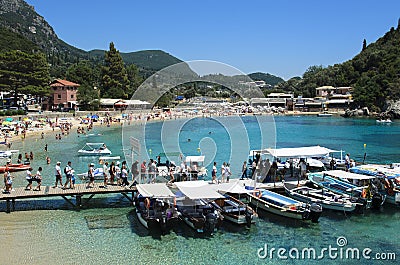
left=78, top=143, right=111, bottom=156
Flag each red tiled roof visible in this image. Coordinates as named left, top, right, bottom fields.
left=50, top=79, right=80, bottom=87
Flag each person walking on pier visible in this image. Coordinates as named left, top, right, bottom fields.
left=25, top=168, right=33, bottom=190
left=33, top=167, right=42, bottom=191
left=103, top=161, right=109, bottom=188
left=212, top=162, right=217, bottom=183
left=241, top=161, right=247, bottom=179
left=3, top=170, right=13, bottom=194
left=53, top=161, right=63, bottom=188
left=63, top=161, right=73, bottom=189
left=86, top=163, right=95, bottom=188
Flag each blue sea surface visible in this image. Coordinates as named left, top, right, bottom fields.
left=1, top=116, right=399, bottom=264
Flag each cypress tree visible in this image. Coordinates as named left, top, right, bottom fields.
left=100, top=42, right=129, bottom=98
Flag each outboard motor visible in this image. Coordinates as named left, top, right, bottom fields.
left=245, top=208, right=253, bottom=228
left=204, top=212, right=217, bottom=235
left=371, top=193, right=385, bottom=209
left=308, top=203, right=322, bottom=223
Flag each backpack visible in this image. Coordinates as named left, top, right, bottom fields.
left=64, top=166, right=68, bottom=174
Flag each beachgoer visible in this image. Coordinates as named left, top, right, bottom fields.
left=44, top=144, right=48, bottom=152
left=221, top=162, right=226, bottom=183
left=225, top=163, right=231, bottom=182
left=121, top=164, right=129, bottom=187
left=131, top=161, right=139, bottom=182
left=34, top=167, right=43, bottom=191
left=17, top=153, right=22, bottom=164
left=53, top=161, right=63, bottom=188
left=46, top=156, right=51, bottom=164
left=29, top=151, right=34, bottom=160
left=41, top=132, right=44, bottom=139
left=115, top=161, right=121, bottom=185
left=103, top=161, right=109, bottom=188
left=241, top=161, right=247, bottom=179
left=86, top=163, right=95, bottom=188
left=270, top=161, right=278, bottom=182
left=330, top=158, right=336, bottom=170
left=109, top=162, right=116, bottom=185
left=251, top=159, right=257, bottom=179
left=212, top=162, right=217, bottom=183
left=140, top=161, right=146, bottom=183
left=345, top=153, right=350, bottom=172
left=63, top=161, right=73, bottom=189
left=25, top=168, right=33, bottom=190
left=3, top=170, right=13, bottom=193
left=299, top=159, right=307, bottom=180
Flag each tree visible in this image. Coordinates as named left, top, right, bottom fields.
left=66, top=60, right=100, bottom=110
left=362, top=39, right=367, bottom=51
left=100, top=42, right=129, bottom=99
left=0, top=50, right=50, bottom=106
left=126, top=63, right=143, bottom=97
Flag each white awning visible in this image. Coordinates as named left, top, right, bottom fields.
left=136, top=183, right=175, bottom=198
left=323, top=170, right=375, bottom=180
left=175, top=181, right=224, bottom=199
left=185, top=156, right=205, bottom=163
left=209, top=180, right=249, bottom=194
left=264, top=146, right=338, bottom=158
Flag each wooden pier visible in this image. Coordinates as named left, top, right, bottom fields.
left=0, top=183, right=137, bottom=213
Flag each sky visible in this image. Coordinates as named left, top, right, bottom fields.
left=25, top=0, right=400, bottom=80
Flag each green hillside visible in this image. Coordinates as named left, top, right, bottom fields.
left=248, top=72, right=284, bottom=86
left=0, top=27, right=40, bottom=53
left=277, top=21, right=400, bottom=112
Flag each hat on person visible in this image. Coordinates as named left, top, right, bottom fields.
left=116, top=161, right=120, bottom=165
left=6, top=159, right=11, bottom=163
left=57, top=161, right=61, bottom=164
left=90, top=163, right=95, bottom=166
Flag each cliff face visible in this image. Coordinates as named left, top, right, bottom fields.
left=0, top=0, right=86, bottom=56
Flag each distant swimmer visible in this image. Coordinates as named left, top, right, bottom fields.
left=188, top=138, right=191, bottom=142
left=208, top=131, right=212, bottom=134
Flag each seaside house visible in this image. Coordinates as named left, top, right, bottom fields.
left=315, top=86, right=353, bottom=111
left=251, top=93, right=294, bottom=109
left=45, top=79, right=79, bottom=111
left=99, top=98, right=151, bottom=110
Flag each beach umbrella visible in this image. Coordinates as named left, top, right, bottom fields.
left=91, top=114, right=99, bottom=119
left=2, top=121, right=11, bottom=125
left=23, top=117, right=32, bottom=122
left=5, top=117, right=13, bottom=122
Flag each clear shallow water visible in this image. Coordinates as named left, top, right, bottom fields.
left=1, top=116, right=399, bottom=264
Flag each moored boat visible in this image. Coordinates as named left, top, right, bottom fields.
left=209, top=180, right=257, bottom=227
left=174, top=181, right=223, bottom=235
left=308, top=170, right=385, bottom=209
left=135, top=183, right=180, bottom=233
left=247, top=187, right=322, bottom=222
left=284, top=182, right=361, bottom=212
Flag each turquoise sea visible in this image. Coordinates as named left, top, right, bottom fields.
left=1, top=115, right=399, bottom=264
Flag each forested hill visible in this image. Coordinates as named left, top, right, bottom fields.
left=248, top=72, right=284, bottom=86
left=0, top=0, right=189, bottom=77
left=277, top=20, right=400, bottom=112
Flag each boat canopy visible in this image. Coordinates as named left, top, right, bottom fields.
left=263, top=146, right=338, bottom=158
left=136, top=183, right=175, bottom=198
left=185, top=156, right=205, bottom=163
left=209, top=180, right=249, bottom=194
left=175, top=181, right=224, bottom=199
left=99, top=156, right=120, bottom=161
left=323, top=170, right=375, bottom=180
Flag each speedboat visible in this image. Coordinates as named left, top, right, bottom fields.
left=247, top=187, right=322, bottom=222
left=376, top=119, right=392, bottom=123
left=135, top=183, right=180, bottom=233
left=78, top=143, right=111, bottom=156
left=284, top=182, right=361, bottom=212
left=209, top=180, right=257, bottom=227
left=210, top=194, right=256, bottom=227
left=174, top=181, right=223, bottom=235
